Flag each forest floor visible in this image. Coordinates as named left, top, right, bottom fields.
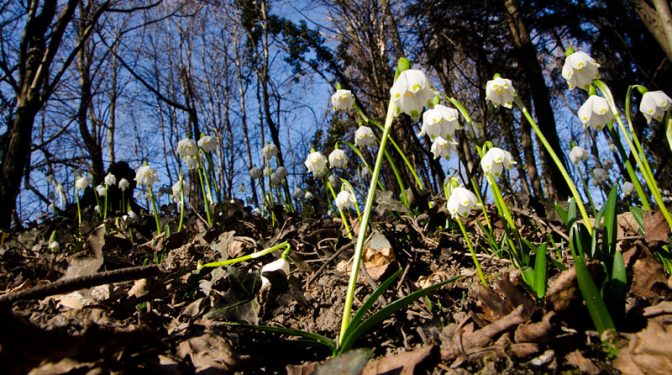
left=0, top=197, right=671, bottom=374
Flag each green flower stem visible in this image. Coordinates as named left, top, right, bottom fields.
left=340, top=178, right=362, bottom=218
left=204, top=152, right=222, bottom=204
left=103, top=187, right=109, bottom=220
left=75, top=189, right=82, bottom=226
left=468, top=177, right=493, bottom=232
left=148, top=185, right=162, bottom=236
left=339, top=141, right=384, bottom=191
left=604, top=126, right=651, bottom=209
left=485, top=174, right=521, bottom=262
left=356, top=105, right=424, bottom=191
left=514, top=97, right=593, bottom=235
left=382, top=144, right=408, bottom=206
left=121, top=190, right=126, bottom=216
left=177, top=190, right=185, bottom=233
left=196, top=241, right=290, bottom=272
left=339, top=99, right=396, bottom=346
left=197, top=168, right=213, bottom=227
left=576, top=168, right=597, bottom=215
left=595, top=80, right=672, bottom=230
left=456, top=217, right=488, bottom=287
left=326, top=179, right=353, bottom=239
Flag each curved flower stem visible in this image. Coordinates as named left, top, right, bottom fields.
left=595, top=80, right=672, bottom=231
left=485, top=174, right=521, bottom=262
left=196, top=241, right=290, bottom=272
left=514, top=97, right=593, bottom=235
left=148, top=186, right=162, bottom=236
left=456, top=217, right=487, bottom=287
left=75, top=189, right=82, bottom=226
left=326, top=179, right=353, bottom=239
left=177, top=191, right=185, bottom=233
left=339, top=99, right=397, bottom=346
left=197, top=168, right=213, bottom=227
left=340, top=178, right=362, bottom=218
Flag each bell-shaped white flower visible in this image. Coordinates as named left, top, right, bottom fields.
left=96, top=184, right=107, bottom=197
left=335, top=190, right=356, bottom=211
left=135, top=165, right=159, bottom=186
left=354, top=126, right=376, bottom=147
left=430, top=136, right=457, bottom=160
left=592, top=168, right=609, bottom=185
left=260, top=257, right=290, bottom=291
left=262, top=144, right=279, bottom=162
left=420, top=104, right=461, bottom=140
left=569, top=146, right=590, bottom=165
left=249, top=166, right=262, bottom=179
left=328, top=174, right=340, bottom=188
left=331, top=89, right=355, bottom=111
left=304, top=151, right=328, bottom=177
left=198, top=135, right=217, bottom=153
left=118, top=178, right=130, bottom=191
left=390, top=69, right=435, bottom=121
left=481, top=147, right=516, bottom=178
left=486, top=77, right=516, bottom=108
left=447, top=187, right=479, bottom=218
left=304, top=191, right=314, bottom=200
left=276, top=166, right=288, bottom=178
left=622, top=181, right=635, bottom=198
left=177, top=138, right=198, bottom=159
left=75, top=175, right=90, bottom=191
left=103, top=173, right=116, bottom=187
left=171, top=179, right=188, bottom=202
left=293, top=187, right=303, bottom=199
left=270, top=171, right=282, bottom=187
left=578, top=95, right=613, bottom=131
left=328, top=148, right=349, bottom=169
left=640, top=90, right=672, bottom=123
left=562, top=51, right=600, bottom=91
left=49, top=241, right=60, bottom=252
left=182, top=155, right=202, bottom=170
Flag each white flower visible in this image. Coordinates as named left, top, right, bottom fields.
left=328, top=149, right=349, bottom=169
left=260, top=257, right=290, bottom=291
left=486, top=77, right=516, bottom=108
left=447, top=187, right=479, bottom=218
left=118, top=178, right=130, bottom=191
left=94, top=205, right=101, bottom=215
left=270, top=172, right=282, bottom=186
left=481, top=147, right=516, bottom=178
left=592, top=168, right=609, bottom=185
left=104, top=173, right=116, bottom=187
left=578, top=95, right=613, bottom=131
left=331, top=89, right=355, bottom=111
left=622, top=181, right=635, bottom=198
left=602, top=158, right=614, bottom=170
left=135, top=165, right=159, bottom=186
left=562, top=51, right=600, bottom=91
left=304, top=191, right=314, bottom=200
left=182, top=155, right=202, bottom=170
left=75, top=175, right=90, bottom=190
left=390, top=69, right=435, bottom=121
left=640, top=90, right=672, bottom=123
left=335, top=190, right=356, bottom=211
left=354, top=126, right=376, bottom=147
left=126, top=210, right=138, bottom=223
left=96, top=184, right=107, bottom=197
left=420, top=104, right=460, bottom=141
left=262, top=144, right=279, bottom=162
left=293, top=187, right=303, bottom=199
left=304, top=151, right=328, bottom=177
left=569, top=146, right=590, bottom=165
left=430, top=136, right=457, bottom=160
left=276, top=166, right=288, bottom=178
left=55, top=184, right=66, bottom=209
left=177, top=138, right=198, bottom=158
left=328, top=174, right=339, bottom=187
left=249, top=167, right=262, bottom=179
left=198, top=135, right=217, bottom=153
left=48, top=241, right=60, bottom=252
left=172, top=179, right=187, bottom=202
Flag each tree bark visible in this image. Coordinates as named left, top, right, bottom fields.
left=634, top=0, right=672, bottom=61
left=503, top=0, right=570, bottom=199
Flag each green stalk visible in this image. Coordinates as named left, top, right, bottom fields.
left=103, top=187, right=109, bottom=220
left=595, top=80, right=672, bottom=231
left=340, top=178, right=362, bottom=218
left=339, top=99, right=397, bottom=345
left=604, top=127, right=651, bottom=209
left=148, top=186, right=162, bottom=236
left=197, top=241, right=290, bottom=271
left=576, top=168, right=597, bottom=215
left=485, top=173, right=520, bottom=261
left=197, top=168, right=213, bottom=227
left=456, top=217, right=488, bottom=287
left=514, top=96, right=593, bottom=235
left=327, top=179, right=353, bottom=239
left=468, top=176, right=493, bottom=232
left=75, top=189, right=82, bottom=226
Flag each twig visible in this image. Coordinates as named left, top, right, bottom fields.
left=0, top=264, right=161, bottom=305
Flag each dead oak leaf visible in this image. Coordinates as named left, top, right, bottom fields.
left=615, top=319, right=672, bottom=375
left=176, top=333, right=237, bottom=373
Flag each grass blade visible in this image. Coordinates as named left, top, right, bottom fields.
left=533, top=243, right=547, bottom=299
left=602, top=186, right=618, bottom=257
left=222, top=322, right=336, bottom=352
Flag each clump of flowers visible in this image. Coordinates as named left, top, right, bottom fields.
left=420, top=104, right=460, bottom=141
left=135, top=164, right=161, bottom=235
left=640, top=90, right=672, bottom=123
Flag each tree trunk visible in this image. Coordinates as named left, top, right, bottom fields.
left=503, top=0, right=570, bottom=200
left=634, top=0, right=672, bottom=62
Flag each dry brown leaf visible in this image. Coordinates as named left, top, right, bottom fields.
left=415, top=271, right=452, bottom=289
left=28, top=357, right=95, bottom=375
left=362, top=232, right=395, bottom=281
left=626, top=246, right=670, bottom=302
left=644, top=210, right=670, bottom=247
left=128, top=278, right=150, bottom=298
left=643, top=301, right=672, bottom=317
left=176, top=333, right=237, bottom=373
left=566, top=350, right=600, bottom=375
left=361, top=345, right=436, bottom=375
left=546, top=267, right=578, bottom=312
left=615, top=319, right=672, bottom=375
left=514, top=311, right=556, bottom=343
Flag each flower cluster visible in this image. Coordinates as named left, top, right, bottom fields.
left=569, top=146, right=590, bottom=165
left=177, top=138, right=202, bottom=169
left=480, top=147, right=516, bottom=178
left=304, top=151, right=328, bottom=177
left=447, top=187, right=479, bottom=219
